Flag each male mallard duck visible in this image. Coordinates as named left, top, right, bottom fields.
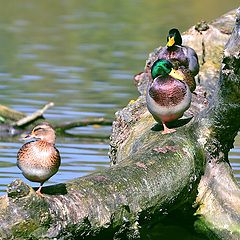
left=173, top=65, right=196, bottom=92
left=158, top=28, right=199, bottom=77
left=146, top=59, right=192, bottom=134
left=17, top=122, right=61, bottom=196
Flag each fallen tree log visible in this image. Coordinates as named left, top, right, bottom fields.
left=0, top=104, right=26, bottom=122
left=0, top=8, right=239, bottom=240
left=0, top=103, right=112, bottom=138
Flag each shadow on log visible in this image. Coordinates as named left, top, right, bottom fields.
left=0, top=8, right=240, bottom=240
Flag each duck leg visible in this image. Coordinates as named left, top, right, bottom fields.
left=36, top=183, right=44, bottom=197
left=162, top=122, right=176, bottom=134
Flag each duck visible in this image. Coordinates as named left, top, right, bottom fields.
left=17, top=122, right=61, bottom=196
left=174, top=64, right=196, bottom=92
left=157, top=28, right=199, bottom=77
left=146, top=59, right=192, bottom=134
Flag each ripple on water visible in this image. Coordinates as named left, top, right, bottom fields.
left=229, top=146, right=240, bottom=183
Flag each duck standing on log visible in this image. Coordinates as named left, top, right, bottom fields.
left=17, top=122, right=61, bottom=196
left=146, top=59, right=193, bottom=134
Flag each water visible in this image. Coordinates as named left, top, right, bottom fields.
left=0, top=1, right=239, bottom=239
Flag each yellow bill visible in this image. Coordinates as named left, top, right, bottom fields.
left=169, top=69, right=184, bottom=80
left=166, top=36, right=175, bottom=47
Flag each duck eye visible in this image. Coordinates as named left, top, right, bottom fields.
left=33, top=127, right=43, bottom=132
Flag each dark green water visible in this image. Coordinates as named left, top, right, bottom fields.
left=0, top=1, right=239, bottom=239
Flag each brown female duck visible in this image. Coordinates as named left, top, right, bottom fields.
left=17, top=122, right=61, bottom=196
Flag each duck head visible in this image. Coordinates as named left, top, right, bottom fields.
left=23, top=122, right=56, bottom=144
left=151, top=59, right=184, bottom=81
left=166, top=28, right=182, bottom=47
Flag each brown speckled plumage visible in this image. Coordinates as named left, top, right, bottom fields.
left=17, top=122, right=61, bottom=195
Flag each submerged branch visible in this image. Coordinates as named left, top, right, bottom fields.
left=0, top=102, right=113, bottom=137
left=0, top=104, right=26, bottom=122
left=13, top=102, right=55, bottom=127
left=55, top=117, right=113, bottom=132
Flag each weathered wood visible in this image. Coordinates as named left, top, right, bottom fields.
left=1, top=139, right=202, bottom=239
left=0, top=103, right=113, bottom=138
left=0, top=104, right=26, bottom=122
left=14, top=102, right=54, bottom=127
left=0, top=8, right=239, bottom=240
left=55, top=117, right=113, bottom=132
left=193, top=8, right=240, bottom=239
left=109, top=8, right=240, bottom=239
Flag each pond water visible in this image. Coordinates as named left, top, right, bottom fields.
left=0, top=0, right=239, bottom=239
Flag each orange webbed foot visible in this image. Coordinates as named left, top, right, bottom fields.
left=35, top=185, right=44, bottom=197
left=162, top=123, right=176, bottom=134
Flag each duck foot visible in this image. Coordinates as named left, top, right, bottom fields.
left=35, top=185, right=44, bottom=197
left=162, top=123, right=176, bottom=134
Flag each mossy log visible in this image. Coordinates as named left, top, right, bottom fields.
left=0, top=105, right=26, bottom=121
left=0, top=8, right=239, bottom=240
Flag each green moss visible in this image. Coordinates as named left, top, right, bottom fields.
left=9, top=193, right=52, bottom=239
left=12, top=220, right=38, bottom=239
left=194, top=217, right=220, bottom=240
left=231, top=227, right=240, bottom=234
left=194, top=216, right=240, bottom=240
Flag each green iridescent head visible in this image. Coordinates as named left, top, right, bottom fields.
left=151, top=59, right=184, bottom=81
left=151, top=59, right=173, bottom=79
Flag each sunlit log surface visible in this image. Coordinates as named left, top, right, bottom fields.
left=0, top=8, right=239, bottom=240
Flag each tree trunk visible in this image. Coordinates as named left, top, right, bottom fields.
left=0, top=8, right=239, bottom=240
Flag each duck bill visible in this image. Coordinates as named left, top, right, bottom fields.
left=23, top=134, right=33, bottom=140
left=20, top=133, right=37, bottom=141
left=169, top=69, right=184, bottom=80
left=166, top=36, right=175, bottom=47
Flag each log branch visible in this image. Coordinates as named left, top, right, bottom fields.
left=0, top=103, right=113, bottom=138
left=55, top=118, right=113, bottom=132
left=193, top=8, right=240, bottom=239
left=13, top=102, right=54, bottom=127
left=1, top=134, right=203, bottom=239
left=0, top=104, right=26, bottom=122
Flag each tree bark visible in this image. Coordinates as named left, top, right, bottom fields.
left=193, top=8, right=240, bottom=239
left=0, top=8, right=239, bottom=240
